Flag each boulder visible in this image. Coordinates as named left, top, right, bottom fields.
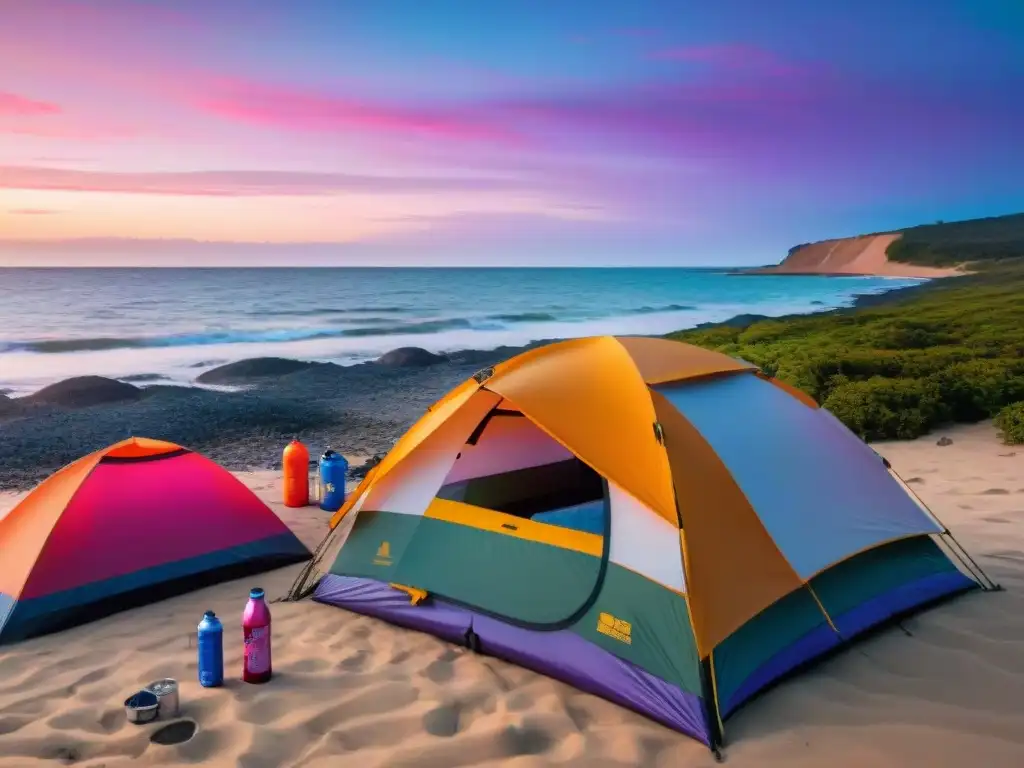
left=0, top=393, right=17, bottom=416
left=350, top=453, right=384, bottom=479
left=196, top=357, right=318, bottom=384
left=25, top=376, right=141, bottom=408
left=376, top=347, right=447, bottom=367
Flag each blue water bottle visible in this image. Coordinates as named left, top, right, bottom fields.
left=197, top=610, right=224, bottom=688
left=318, top=449, right=348, bottom=512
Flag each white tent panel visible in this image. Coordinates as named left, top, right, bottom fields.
left=609, top=481, right=686, bottom=593
left=363, top=389, right=501, bottom=516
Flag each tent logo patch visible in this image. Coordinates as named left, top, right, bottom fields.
left=373, top=541, right=392, bottom=566
left=597, top=612, right=632, bottom=645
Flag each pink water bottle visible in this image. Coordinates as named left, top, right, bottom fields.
left=242, top=587, right=272, bottom=684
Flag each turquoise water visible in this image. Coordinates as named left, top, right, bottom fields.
left=0, top=267, right=924, bottom=395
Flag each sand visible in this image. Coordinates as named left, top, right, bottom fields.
left=753, top=234, right=965, bottom=278
left=1, top=426, right=1023, bottom=767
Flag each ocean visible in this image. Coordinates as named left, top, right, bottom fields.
left=0, top=267, right=926, bottom=396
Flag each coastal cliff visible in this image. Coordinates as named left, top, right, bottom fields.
left=751, top=233, right=964, bottom=278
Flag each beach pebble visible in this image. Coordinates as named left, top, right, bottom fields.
left=25, top=376, right=141, bottom=409
left=196, top=357, right=321, bottom=384
left=376, top=347, right=448, bottom=367
left=937, top=436, right=954, bottom=446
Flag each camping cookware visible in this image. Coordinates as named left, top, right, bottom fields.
left=124, top=690, right=160, bottom=724
left=145, top=678, right=180, bottom=718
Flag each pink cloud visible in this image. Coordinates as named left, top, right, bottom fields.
left=0, top=165, right=525, bottom=196
left=0, top=91, right=61, bottom=117
left=197, top=79, right=524, bottom=145
left=8, top=208, right=63, bottom=215
left=651, top=43, right=805, bottom=76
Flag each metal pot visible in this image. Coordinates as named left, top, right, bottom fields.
left=125, top=690, right=160, bottom=724
left=145, top=678, right=180, bottom=719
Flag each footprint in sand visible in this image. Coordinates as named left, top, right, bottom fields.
left=240, top=694, right=292, bottom=725
left=150, top=719, right=197, bottom=746
left=507, top=691, right=535, bottom=713
left=337, top=649, right=371, bottom=672
left=423, top=655, right=456, bottom=684
left=303, top=682, right=419, bottom=737
left=983, top=488, right=1011, bottom=495
left=563, top=701, right=592, bottom=731
left=0, top=715, right=33, bottom=736
left=904, top=477, right=926, bottom=484
left=499, top=723, right=555, bottom=757
left=423, top=702, right=461, bottom=737
left=389, top=649, right=413, bottom=665
left=290, top=657, right=332, bottom=674
left=47, top=705, right=124, bottom=735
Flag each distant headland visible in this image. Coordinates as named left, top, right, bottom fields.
left=739, top=212, right=1024, bottom=278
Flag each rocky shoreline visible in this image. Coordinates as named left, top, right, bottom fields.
left=0, top=280, right=941, bottom=491
left=0, top=342, right=549, bottom=491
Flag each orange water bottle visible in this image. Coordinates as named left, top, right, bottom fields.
left=282, top=439, right=310, bottom=507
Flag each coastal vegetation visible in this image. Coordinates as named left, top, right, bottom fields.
left=671, top=239, right=1024, bottom=443
left=996, top=402, right=1024, bottom=445
left=884, top=213, right=1024, bottom=268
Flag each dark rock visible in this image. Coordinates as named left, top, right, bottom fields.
left=196, top=357, right=319, bottom=384
left=376, top=347, right=448, bottom=367
left=24, top=376, right=141, bottom=408
left=936, top=436, right=954, bottom=446
left=350, top=454, right=384, bottom=479
left=0, top=393, right=17, bottom=416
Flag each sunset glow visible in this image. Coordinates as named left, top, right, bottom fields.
left=1, top=0, right=1022, bottom=265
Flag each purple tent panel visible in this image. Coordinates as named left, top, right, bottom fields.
left=313, top=574, right=710, bottom=743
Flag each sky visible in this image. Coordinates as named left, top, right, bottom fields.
left=1, top=0, right=1022, bottom=266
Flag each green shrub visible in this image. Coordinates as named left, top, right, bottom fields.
left=823, top=377, right=944, bottom=441
left=666, top=254, right=1024, bottom=442
left=930, top=359, right=1024, bottom=421
left=994, top=402, right=1024, bottom=445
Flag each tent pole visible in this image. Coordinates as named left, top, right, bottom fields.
left=884, top=460, right=1001, bottom=591
left=939, top=530, right=1002, bottom=592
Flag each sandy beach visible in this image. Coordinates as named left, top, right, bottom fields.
left=0, top=423, right=1021, bottom=767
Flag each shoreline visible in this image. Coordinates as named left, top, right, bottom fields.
left=0, top=275, right=956, bottom=492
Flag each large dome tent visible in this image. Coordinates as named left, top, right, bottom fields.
left=289, top=336, right=996, bottom=754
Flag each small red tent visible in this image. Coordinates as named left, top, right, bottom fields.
left=0, top=437, right=310, bottom=644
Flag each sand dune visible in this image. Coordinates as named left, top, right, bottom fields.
left=754, top=234, right=965, bottom=278
left=1, top=426, right=1023, bottom=767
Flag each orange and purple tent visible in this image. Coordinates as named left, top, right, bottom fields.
left=291, top=336, right=994, bottom=753
left=0, top=438, right=310, bottom=644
